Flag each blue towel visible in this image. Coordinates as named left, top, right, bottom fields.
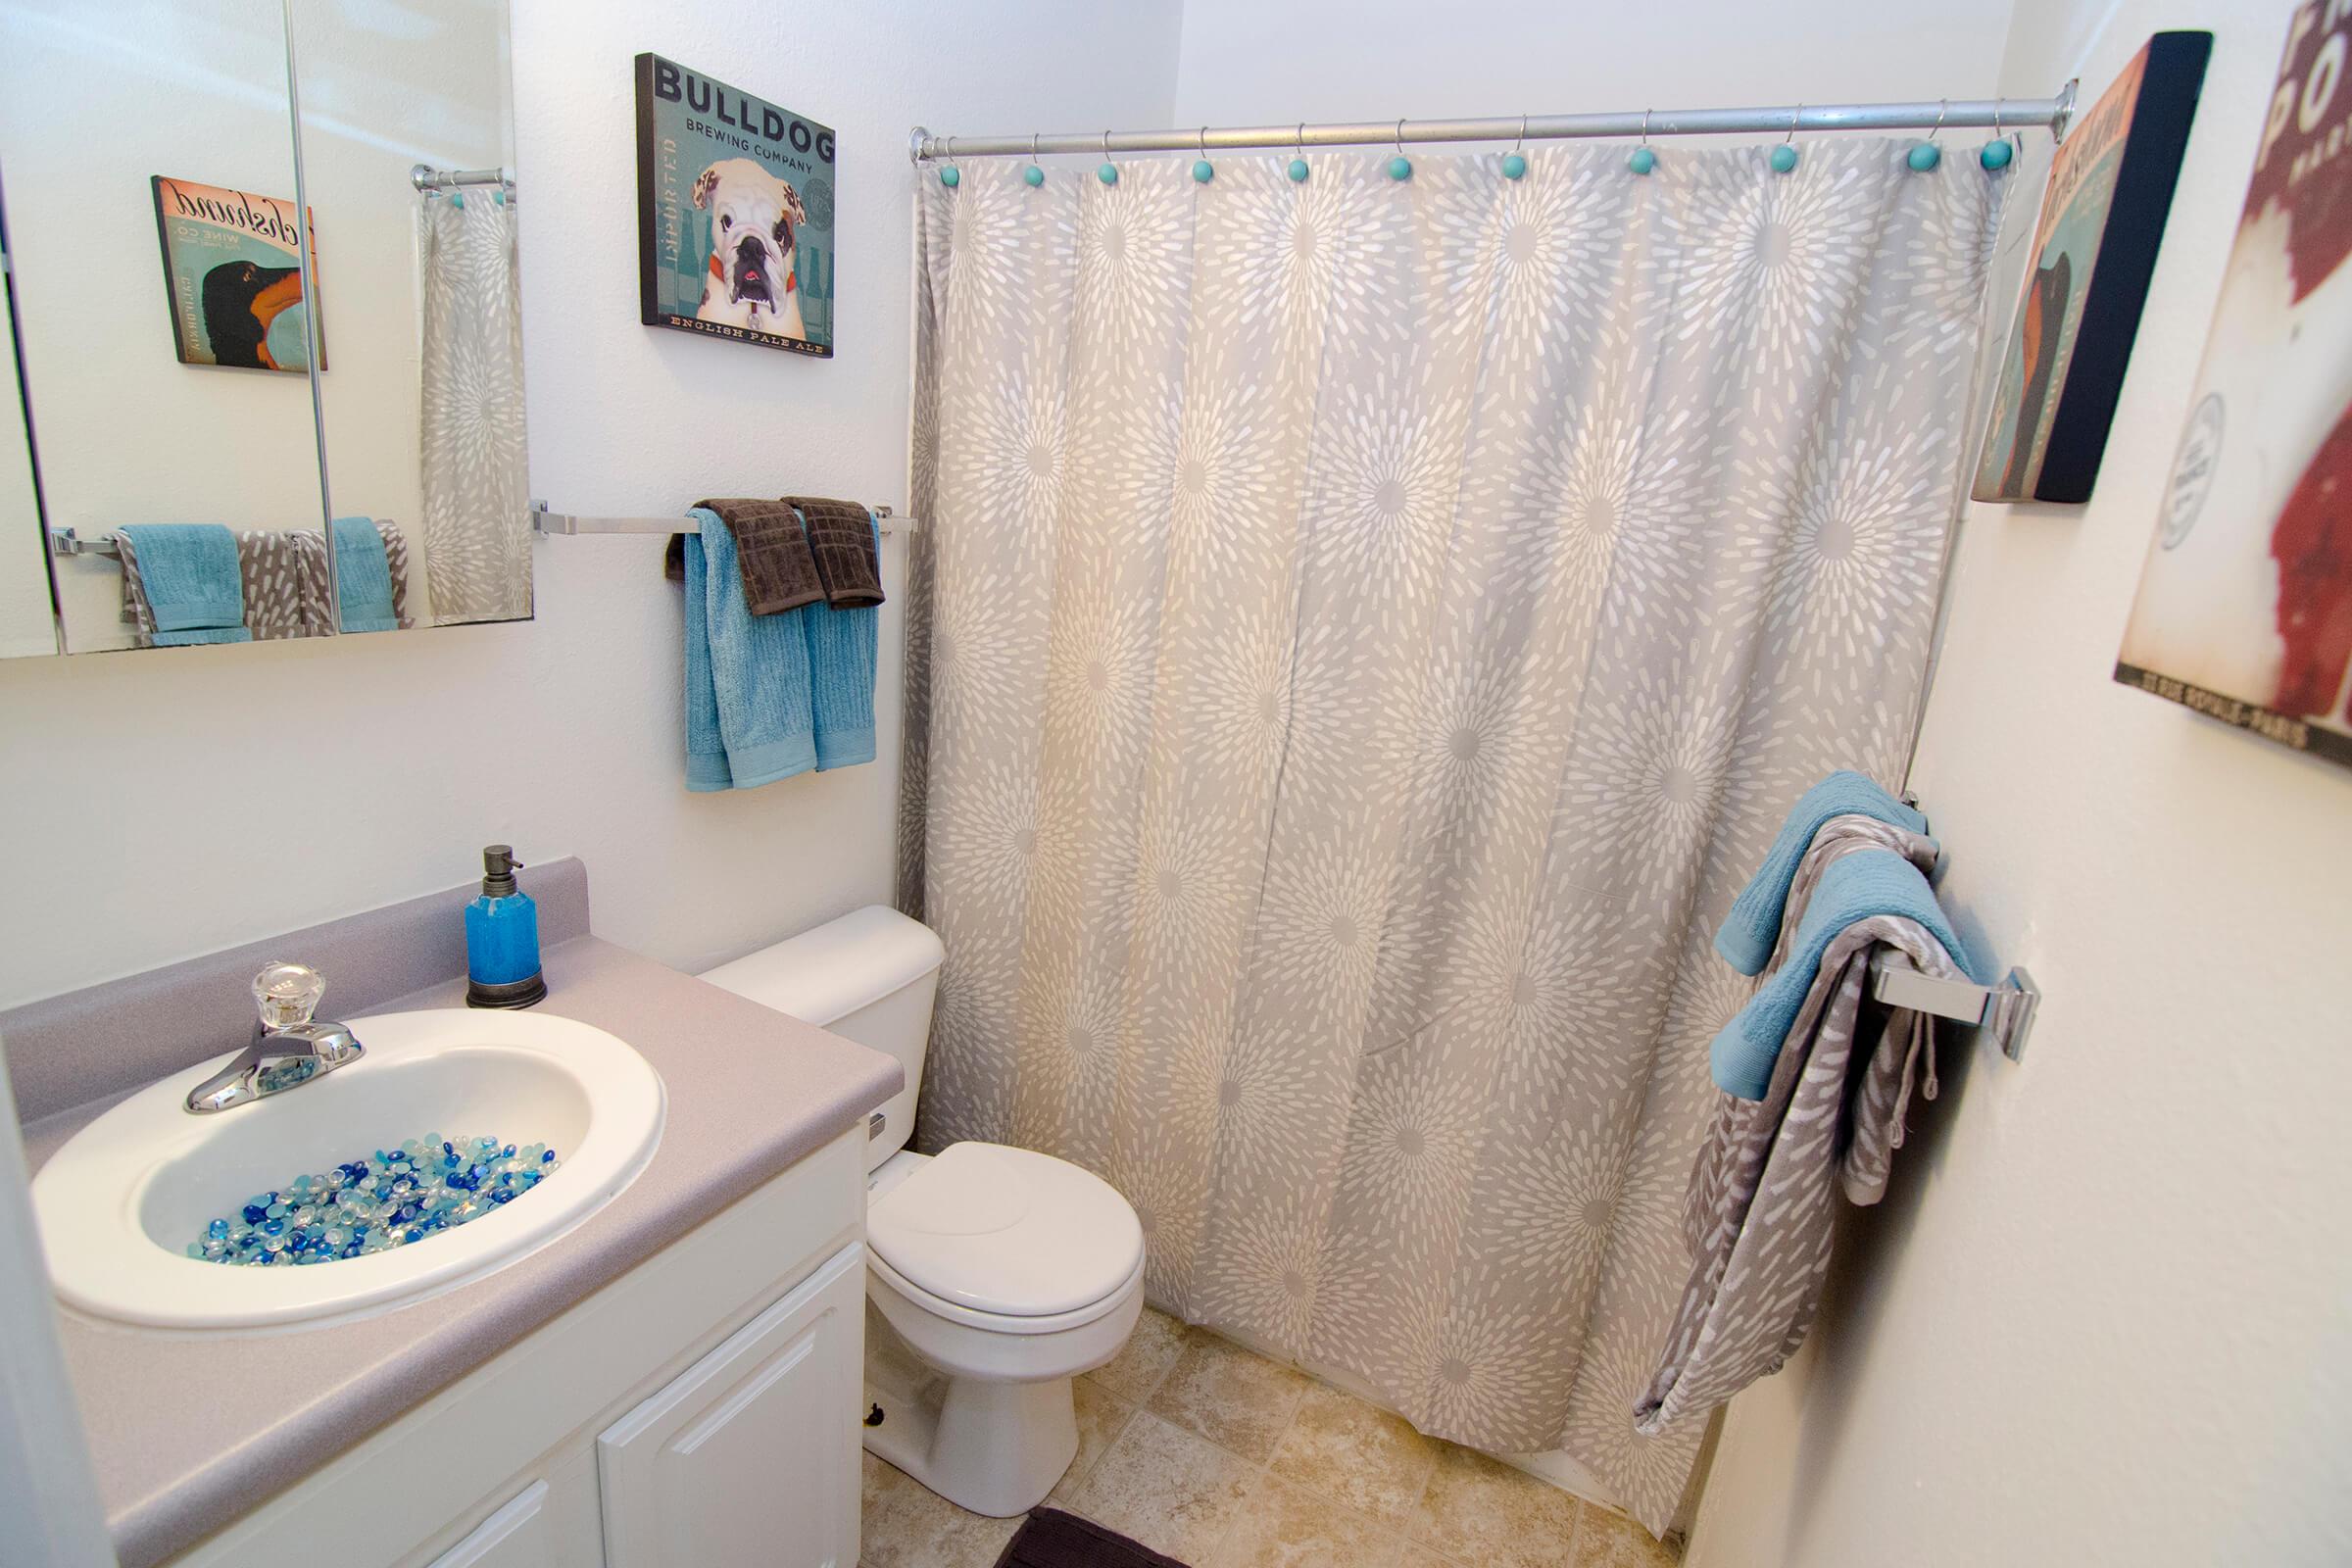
left=682, top=507, right=817, bottom=791
left=1710, top=849, right=1978, bottom=1101
left=800, top=507, right=878, bottom=770
left=116, top=524, right=249, bottom=646
left=329, top=515, right=400, bottom=633
left=1715, top=771, right=1929, bottom=976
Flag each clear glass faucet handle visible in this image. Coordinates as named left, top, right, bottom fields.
left=253, top=961, right=326, bottom=1032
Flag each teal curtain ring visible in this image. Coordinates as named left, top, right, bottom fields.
left=1630, top=109, right=1655, bottom=175
left=1288, top=122, right=1309, bottom=182
left=449, top=190, right=464, bottom=210
left=1502, top=115, right=1528, bottom=180
left=1098, top=129, right=1117, bottom=185
left=1909, top=100, right=1946, bottom=172
left=1389, top=119, right=1412, bottom=181
left=1193, top=126, right=1213, bottom=183
left=939, top=136, right=960, bottom=187
left=1771, top=105, right=1800, bottom=172
left=493, top=187, right=507, bottom=207
left=1981, top=103, right=2014, bottom=171
left=1026, top=134, right=1046, bottom=187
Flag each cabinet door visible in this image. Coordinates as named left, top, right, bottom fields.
left=423, top=1481, right=554, bottom=1568
left=597, top=1242, right=864, bottom=1568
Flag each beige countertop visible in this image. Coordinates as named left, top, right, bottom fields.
left=22, top=934, right=901, bottom=1568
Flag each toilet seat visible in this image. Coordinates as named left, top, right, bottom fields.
left=867, top=1142, right=1144, bottom=1321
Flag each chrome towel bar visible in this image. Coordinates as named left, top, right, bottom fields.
left=1869, top=954, right=2039, bottom=1063
left=529, top=501, right=916, bottom=537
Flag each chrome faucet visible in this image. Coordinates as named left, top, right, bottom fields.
left=184, top=961, right=366, bottom=1114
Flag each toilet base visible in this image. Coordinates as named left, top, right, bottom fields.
left=862, top=1342, right=1078, bottom=1517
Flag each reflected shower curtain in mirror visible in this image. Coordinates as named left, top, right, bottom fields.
left=898, top=144, right=2003, bottom=1531
left=417, top=196, right=530, bottom=625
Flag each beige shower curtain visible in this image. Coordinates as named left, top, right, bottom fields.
left=899, top=141, right=2002, bottom=1531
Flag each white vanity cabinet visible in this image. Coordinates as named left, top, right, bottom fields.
left=169, top=1127, right=869, bottom=1568
left=597, top=1244, right=863, bottom=1567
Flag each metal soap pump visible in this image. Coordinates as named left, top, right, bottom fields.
left=466, top=845, right=546, bottom=1008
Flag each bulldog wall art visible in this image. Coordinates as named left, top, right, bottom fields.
left=635, top=54, right=835, bottom=357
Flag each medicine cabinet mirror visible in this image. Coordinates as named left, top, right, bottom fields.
left=0, top=0, right=529, bottom=657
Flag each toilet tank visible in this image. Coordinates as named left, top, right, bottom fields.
left=698, top=906, right=946, bottom=1170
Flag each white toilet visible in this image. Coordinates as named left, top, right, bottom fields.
left=701, top=906, right=1146, bottom=1517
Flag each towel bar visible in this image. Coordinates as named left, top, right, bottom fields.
left=529, top=501, right=916, bottom=536
left=1869, top=953, right=2039, bottom=1062
left=50, top=523, right=406, bottom=560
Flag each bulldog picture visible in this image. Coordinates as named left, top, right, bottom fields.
left=691, top=157, right=808, bottom=341
left=636, top=55, right=836, bottom=356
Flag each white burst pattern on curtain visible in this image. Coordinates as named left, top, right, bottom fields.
left=897, top=141, right=2003, bottom=1533
left=417, top=197, right=530, bottom=624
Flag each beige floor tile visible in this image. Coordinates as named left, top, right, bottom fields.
left=1086, top=1305, right=1190, bottom=1402
left=1266, top=1383, right=1441, bottom=1524
left=1068, top=1375, right=1138, bottom=1488
left=1062, top=1409, right=1258, bottom=1562
left=859, top=1451, right=1024, bottom=1568
left=1406, top=1444, right=1583, bottom=1568
left=1570, top=1505, right=1679, bottom=1567
left=1146, top=1333, right=1311, bottom=1462
left=1206, top=1473, right=1416, bottom=1568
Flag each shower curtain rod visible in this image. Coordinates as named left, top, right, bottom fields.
left=910, top=85, right=2078, bottom=163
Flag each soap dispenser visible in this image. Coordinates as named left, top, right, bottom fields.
left=466, top=845, right=546, bottom=1008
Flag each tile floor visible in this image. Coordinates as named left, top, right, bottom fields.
left=859, top=1307, right=1680, bottom=1568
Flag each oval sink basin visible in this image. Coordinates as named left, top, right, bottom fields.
left=33, top=1009, right=664, bottom=1331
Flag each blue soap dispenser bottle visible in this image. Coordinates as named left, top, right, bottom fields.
left=466, top=845, right=546, bottom=1008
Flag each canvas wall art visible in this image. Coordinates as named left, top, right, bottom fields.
left=635, top=54, right=835, bottom=357
left=2117, top=6, right=2352, bottom=769
left=150, top=176, right=321, bottom=373
left=1971, top=31, right=2210, bottom=504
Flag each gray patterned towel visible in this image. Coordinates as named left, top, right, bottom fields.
left=782, top=494, right=884, bottom=608
left=1636, top=814, right=1960, bottom=1436
left=695, top=497, right=823, bottom=615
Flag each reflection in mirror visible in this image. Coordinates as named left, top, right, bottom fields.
left=290, top=0, right=530, bottom=631
left=0, top=0, right=529, bottom=655
left=0, top=0, right=327, bottom=654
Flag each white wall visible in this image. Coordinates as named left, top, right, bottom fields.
left=1688, top=5, right=2352, bottom=1565
left=0, top=0, right=1182, bottom=1009
left=1169, top=0, right=2008, bottom=128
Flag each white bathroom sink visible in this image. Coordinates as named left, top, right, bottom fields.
left=33, top=1009, right=665, bottom=1332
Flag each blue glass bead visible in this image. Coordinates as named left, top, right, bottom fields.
left=1288, top=157, right=1309, bottom=182
left=1501, top=152, right=1528, bottom=180
left=1098, top=162, right=1118, bottom=185
left=1771, top=144, right=1798, bottom=173
left=543, top=1150, right=556, bottom=1162
left=1193, top=159, right=1214, bottom=183
left=243, top=1203, right=268, bottom=1225
left=1024, top=165, right=1045, bottom=187
left=938, top=166, right=958, bottom=188
left=1908, top=143, right=1941, bottom=172
left=502, top=1145, right=515, bottom=1158
left=209, top=1218, right=228, bottom=1239
left=1980, top=138, right=2013, bottom=171
left=1629, top=147, right=1656, bottom=175
left=1388, top=155, right=1412, bottom=181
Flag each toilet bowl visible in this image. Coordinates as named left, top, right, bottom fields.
left=860, top=1142, right=1144, bottom=1514
left=699, top=906, right=1148, bottom=1516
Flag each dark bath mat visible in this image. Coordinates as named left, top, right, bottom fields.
left=992, top=1508, right=1191, bottom=1568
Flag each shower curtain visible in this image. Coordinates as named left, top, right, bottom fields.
left=417, top=195, right=530, bottom=624
left=899, top=141, right=2003, bottom=1531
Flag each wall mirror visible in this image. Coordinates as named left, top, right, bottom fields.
left=0, top=0, right=528, bottom=658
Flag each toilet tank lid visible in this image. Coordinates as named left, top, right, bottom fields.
left=698, top=905, right=945, bottom=1026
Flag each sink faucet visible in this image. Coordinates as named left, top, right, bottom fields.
left=184, top=961, right=366, bottom=1115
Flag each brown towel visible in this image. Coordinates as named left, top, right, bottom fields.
left=691, top=498, right=824, bottom=614
left=781, top=495, right=885, bottom=609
